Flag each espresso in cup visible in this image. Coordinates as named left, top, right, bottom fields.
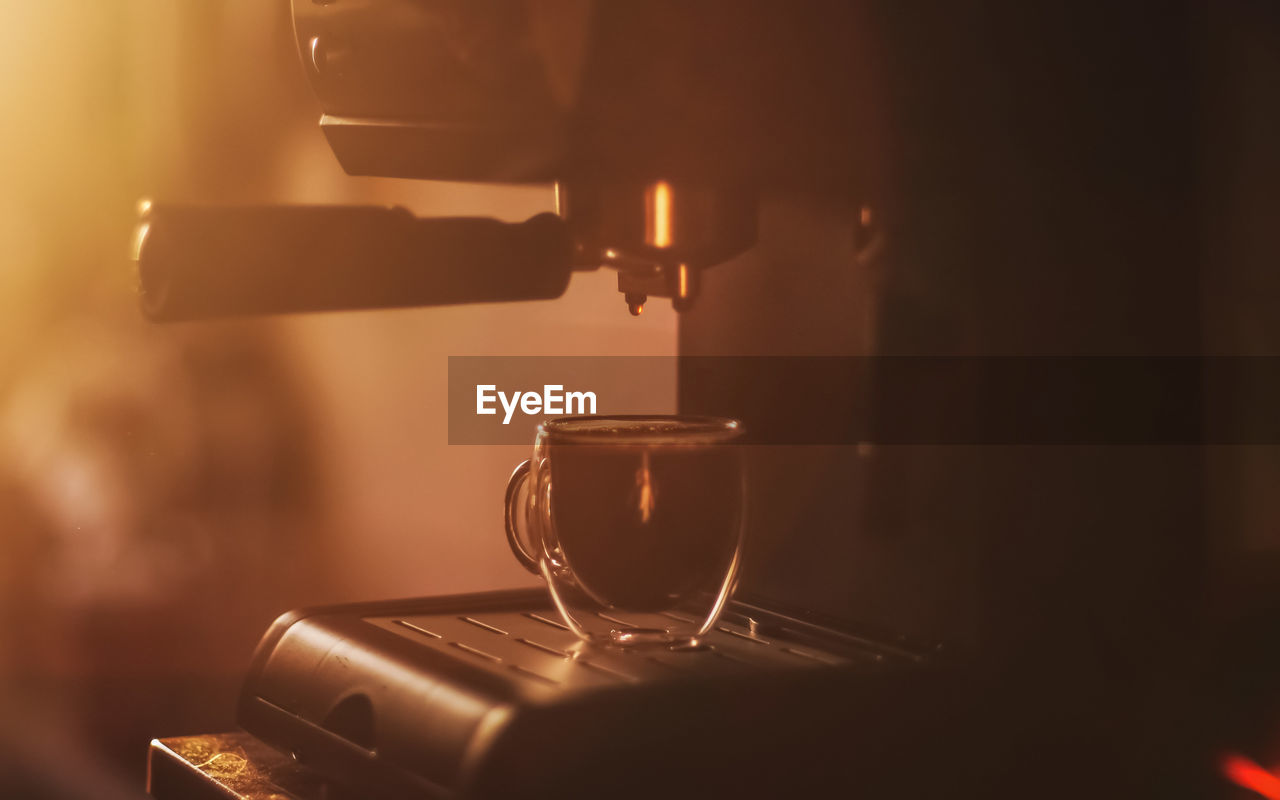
left=549, top=440, right=742, bottom=612
left=505, top=416, right=746, bottom=646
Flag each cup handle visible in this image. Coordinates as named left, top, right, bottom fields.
left=504, top=460, right=540, bottom=574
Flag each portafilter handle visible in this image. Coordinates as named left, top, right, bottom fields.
left=132, top=203, right=572, bottom=321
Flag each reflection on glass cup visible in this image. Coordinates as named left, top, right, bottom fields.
left=504, top=415, right=746, bottom=648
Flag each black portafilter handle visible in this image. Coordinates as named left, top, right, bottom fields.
left=133, top=204, right=573, bottom=321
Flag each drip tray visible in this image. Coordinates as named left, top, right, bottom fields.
left=367, top=605, right=875, bottom=690
left=236, top=589, right=941, bottom=800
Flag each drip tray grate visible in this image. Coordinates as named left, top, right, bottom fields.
left=238, top=590, right=932, bottom=798
left=364, top=606, right=880, bottom=691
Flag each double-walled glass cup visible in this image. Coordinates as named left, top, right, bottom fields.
left=504, top=415, right=746, bottom=648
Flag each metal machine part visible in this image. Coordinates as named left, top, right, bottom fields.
left=559, top=180, right=757, bottom=315
left=291, top=0, right=590, bottom=183
left=132, top=1, right=883, bottom=318
left=133, top=203, right=573, bottom=321
left=147, top=733, right=326, bottom=800
left=131, top=183, right=757, bottom=319
left=289, top=1, right=876, bottom=189
left=234, top=589, right=941, bottom=800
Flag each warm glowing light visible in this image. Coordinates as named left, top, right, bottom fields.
left=634, top=451, right=655, bottom=523
left=130, top=221, right=151, bottom=262
left=309, top=36, right=323, bottom=74
left=677, top=263, right=690, bottom=298
left=645, top=180, right=673, bottom=249
left=604, top=249, right=618, bottom=259
left=1222, top=754, right=1280, bottom=799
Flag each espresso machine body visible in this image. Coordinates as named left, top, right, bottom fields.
left=139, top=2, right=1280, bottom=798
left=684, top=4, right=1207, bottom=795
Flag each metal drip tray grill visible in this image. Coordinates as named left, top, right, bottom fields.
left=365, top=607, right=871, bottom=691
left=237, top=589, right=928, bottom=799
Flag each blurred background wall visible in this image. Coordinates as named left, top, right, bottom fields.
left=0, top=1, right=674, bottom=792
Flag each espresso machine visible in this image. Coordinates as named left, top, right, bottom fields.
left=137, top=2, right=1280, bottom=798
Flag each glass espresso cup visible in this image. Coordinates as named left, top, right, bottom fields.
left=504, top=415, right=746, bottom=647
